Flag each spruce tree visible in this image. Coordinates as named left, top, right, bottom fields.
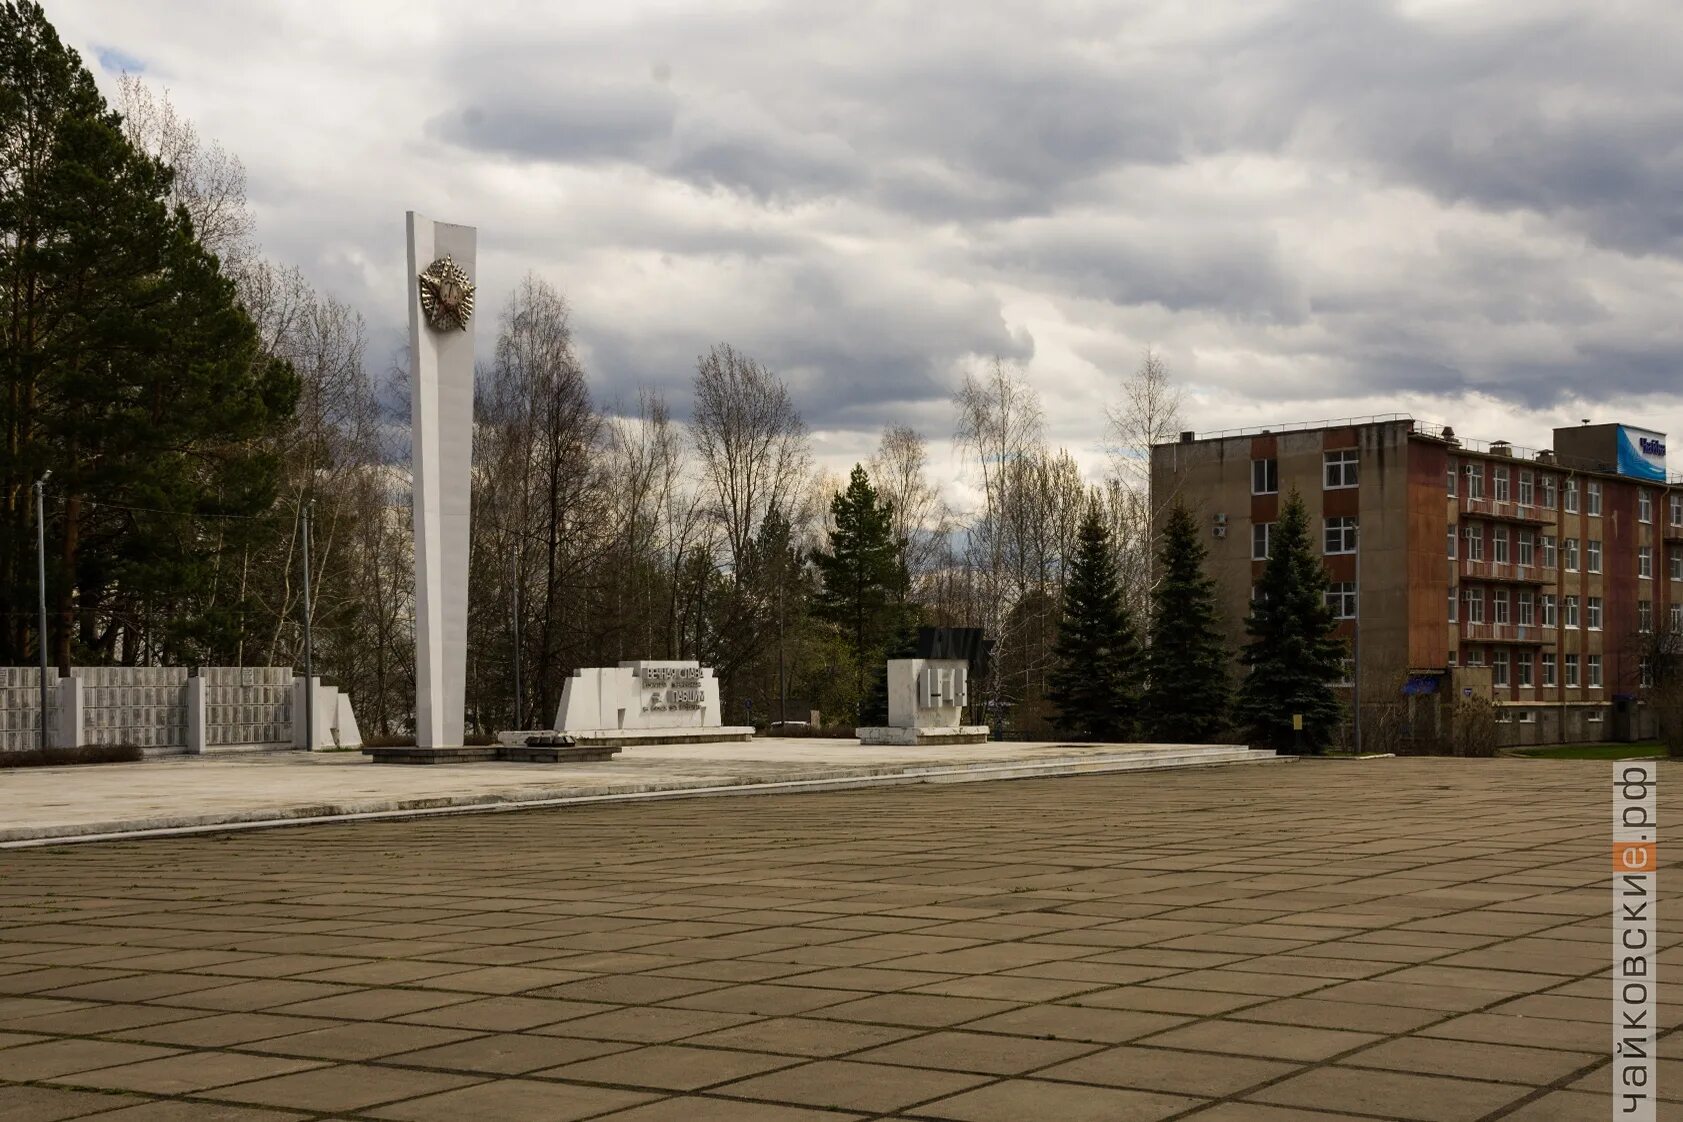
left=812, top=465, right=907, bottom=714
left=1143, top=500, right=1230, bottom=741
left=1234, top=490, right=1346, bottom=752
left=1047, top=503, right=1141, bottom=740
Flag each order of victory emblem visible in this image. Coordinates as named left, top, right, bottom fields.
left=417, top=255, right=475, bottom=332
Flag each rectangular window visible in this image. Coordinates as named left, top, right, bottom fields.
left=1543, top=594, right=1557, bottom=627
left=1564, top=538, right=1579, bottom=572
left=1639, top=600, right=1653, bottom=633
left=1334, top=657, right=1354, bottom=687
left=1465, top=525, right=1484, bottom=562
left=1447, top=527, right=1457, bottom=559
left=1448, top=586, right=1458, bottom=622
left=1565, top=478, right=1579, bottom=513
left=1671, top=493, right=1683, bottom=526
left=1589, top=654, right=1603, bottom=688
left=1542, top=534, right=1557, bottom=568
left=1565, top=595, right=1579, bottom=628
left=1465, top=587, right=1485, bottom=624
left=1642, top=658, right=1654, bottom=689
left=1542, top=652, right=1557, bottom=687
left=1324, top=517, right=1358, bottom=555
left=1671, top=603, right=1683, bottom=631
left=1587, top=539, right=1601, bottom=573
left=1517, top=708, right=1535, bottom=723
left=1587, top=707, right=1603, bottom=723
left=1672, top=549, right=1683, bottom=582
left=1517, top=654, right=1533, bottom=688
left=1251, top=458, right=1278, bottom=495
left=1493, top=589, right=1510, bottom=625
left=1517, top=531, right=1534, bottom=568
left=1566, top=653, right=1580, bottom=687
left=1587, top=480, right=1602, bottom=515
left=1465, top=463, right=1485, bottom=500
left=1324, top=449, right=1359, bottom=489
left=1464, top=647, right=1484, bottom=667
left=1587, top=596, right=1603, bottom=630
left=1493, top=467, right=1510, bottom=502
left=1639, top=489, right=1653, bottom=523
left=1493, top=526, right=1509, bottom=564
left=1446, top=460, right=1457, bottom=495
left=1639, top=546, right=1653, bottom=579
left=1252, top=522, right=1273, bottom=560
left=1325, top=581, right=1357, bottom=619
left=1518, top=591, right=1535, bottom=627
left=1518, top=471, right=1534, bottom=506
left=1492, top=649, right=1510, bottom=687
left=1540, top=475, right=1557, bottom=509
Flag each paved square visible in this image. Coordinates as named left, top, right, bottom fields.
left=0, top=758, right=1677, bottom=1120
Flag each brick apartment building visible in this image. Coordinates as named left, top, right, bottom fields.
left=1150, top=417, right=1681, bottom=746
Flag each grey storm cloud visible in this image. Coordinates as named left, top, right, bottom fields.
left=55, top=0, right=1683, bottom=447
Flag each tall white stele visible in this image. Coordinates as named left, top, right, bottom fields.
left=406, top=213, right=476, bottom=748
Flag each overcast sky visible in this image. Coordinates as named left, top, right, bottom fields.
left=54, top=0, right=1683, bottom=494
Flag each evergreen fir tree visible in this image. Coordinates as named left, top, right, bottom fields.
left=811, top=465, right=907, bottom=714
left=1047, top=502, right=1141, bottom=740
left=859, top=609, right=922, bottom=727
left=1143, top=500, right=1230, bottom=741
left=1234, top=489, right=1346, bottom=752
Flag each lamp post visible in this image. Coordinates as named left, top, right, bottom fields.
left=34, top=471, right=51, bottom=751
left=301, top=500, right=314, bottom=751
left=1352, top=523, right=1362, bottom=755
left=511, top=550, right=523, bottom=730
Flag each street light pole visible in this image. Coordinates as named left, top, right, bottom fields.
left=1352, top=524, right=1362, bottom=755
left=511, top=551, right=523, bottom=730
left=34, top=471, right=51, bottom=751
left=301, top=500, right=314, bottom=752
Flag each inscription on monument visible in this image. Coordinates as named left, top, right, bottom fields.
left=640, top=665, right=704, bottom=712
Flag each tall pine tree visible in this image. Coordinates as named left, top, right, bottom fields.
left=1047, top=502, right=1141, bottom=741
left=1234, top=490, right=1345, bottom=752
left=812, top=465, right=907, bottom=715
left=1143, top=500, right=1230, bottom=741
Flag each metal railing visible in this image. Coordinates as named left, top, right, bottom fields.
left=1190, top=413, right=1414, bottom=443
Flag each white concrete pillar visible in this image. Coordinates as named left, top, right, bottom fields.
left=186, top=676, right=208, bottom=754
left=53, top=676, right=84, bottom=750
left=407, top=212, right=477, bottom=749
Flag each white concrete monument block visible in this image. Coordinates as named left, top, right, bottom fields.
left=186, top=676, right=207, bottom=754
left=548, top=661, right=747, bottom=746
left=407, top=211, right=476, bottom=749
left=53, top=675, right=84, bottom=750
left=859, top=658, right=988, bottom=746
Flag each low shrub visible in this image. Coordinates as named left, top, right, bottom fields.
left=361, top=733, right=416, bottom=748
left=1, top=743, right=144, bottom=768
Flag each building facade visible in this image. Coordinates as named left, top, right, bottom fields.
left=1150, top=417, right=1680, bottom=746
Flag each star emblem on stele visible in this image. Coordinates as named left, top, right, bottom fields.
left=417, top=255, right=475, bottom=332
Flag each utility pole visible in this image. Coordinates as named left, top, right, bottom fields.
left=511, top=551, right=523, bottom=729
left=301, top=500, right=315, bottom=751
left=34, top=471, right=51, bottom=751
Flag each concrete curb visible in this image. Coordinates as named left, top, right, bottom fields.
left=0, top=748, right=1288, bottom=849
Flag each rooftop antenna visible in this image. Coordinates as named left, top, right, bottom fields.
left=1581, top=418, right=1591, bottom=425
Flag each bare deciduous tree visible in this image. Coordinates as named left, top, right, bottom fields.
left=868, top=424, right=948, bottom=584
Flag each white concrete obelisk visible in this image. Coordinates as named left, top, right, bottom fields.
left=406, top=213, right=476, bottom=748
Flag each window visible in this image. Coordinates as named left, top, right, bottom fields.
left=1493, top=526, right=1509, bottom=564
left=1672, top=549, right=1683, bottom=582
left=1251, top=458, right=1278, bottom=495
left=1251, top=584, right=1266, bottom=603
left=1519, top=471, right=1534, bottom=506
left=1324, top=517, right=1358, bottom=555
left=1252, top=522, right=1273, bottom=560
left=1564, top=595, right=1579, bottom=628
left=1464, top=525, right=1485, bottom=562
left=1564, top=478, right=1579, bottom=513
left=1326, top=581, right=1357, bottom=619
left=1543, top=594, right=1557, bottom=627
left=1587, top=480, right=1602, bottom=515
left=1672, top=603, right=1683, bottom=631
left=1671, top=493, right=1683, bottom=526
left=1540, top=475, right=1557, bottom=509
left=1564, top=538, right=1579, bottom=572
left=1639, top=489, right=1653, bottom=523
left=1448, top=651, right=1458, bottom=667
left=1446, top=460, right=1457, bottom=495
left=1447, top=528, right=1457, bottom=559
left=1566, top=653, right=1580, bottom=687
left=1587, top=707, right=1603, bottom=723
left=1639, top=546, right=1653, bottom=579
left=1587, top=540, right=1601, bottom=573
left=1492, top=650, right=1510, bottom=687
left=1517, top=531, right=1534, bottom=568
left=1494, top=707, right=1512, bottom=724
left=1448, top=586, right=1458, bottom=622
left=1639, top=600, right=1653, bottom=633
left=1542, top=652, right=1557, bottom=687
left=1324, top=449, right=1359, bottom=489
left=1465, top=588, right=1485, bottom=624
left=1493, top=467, right=1510, bottom=502
left=1642, top=658, right=1654, bottom=690
left=1464, top=647, right=1484, bottom=667
left=1587, top=596, right=1603, bottom=630
left=1465, top=463, right=1485, bottom=500
left=1589, top=654, right=1603, bottom=688
left=1516, top=708, right=1535, bottom=723
left=1334, top=657, right=1354, bottom=687
left=1518, top=591, right=1535, bottom=627
left=1542, top=534, right=1557, bottom=568
left=1517, top=654, right=1533, bottom=688
left=1493, top=589, right=1510, bottom=625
